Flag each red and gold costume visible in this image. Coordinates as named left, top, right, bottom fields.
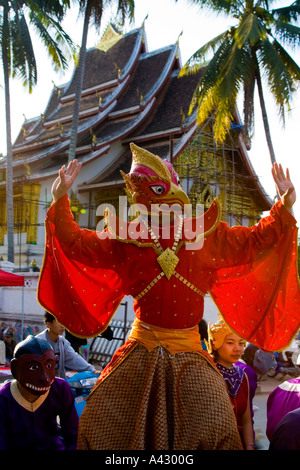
left=38, top=143, right=300, bottom=450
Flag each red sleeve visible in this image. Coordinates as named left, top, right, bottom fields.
left=37, top=196, right=125, bottom=338
left=209, top=201, right=300, bottom=352
left=207, top=200, right=296, bottom=268
left=45, top=194, right=125, bottom=269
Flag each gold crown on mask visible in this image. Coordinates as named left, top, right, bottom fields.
left=128, top=142, right=171, bottom=182
left=120, top=142, right=191, bottom=215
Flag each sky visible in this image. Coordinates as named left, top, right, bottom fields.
left=1, top=0, right=300, bottom=221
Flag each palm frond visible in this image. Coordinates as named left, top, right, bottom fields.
left=186, top=0, right=241, bottom=17
left=117, top=0, right=135, bottom=24
left=258, top=38, right=300, bottom=123
left=194, top=83, right=219, bottom=127
left=234, top=13, right=268, bottom=48
left=272, top=0, right=300, bottom=23
left=212, top=97, right=234, bottom=143
left=183, top=0, right=300, bottom=158
left=29, top=10, right=73, bottom=71
left=179, top=29, right=232, bottom=76
left=272, top=38, right=300, bottom=82
left=190, top=37, right=244, bottom=142
left=0, top=3, right=12, bottom=77
left=190, top=35, right=234, bottom=103
left=243, top=71, right=256, bottom=144
left=273, top=21, right=300, bottom=47
left=213, top=46, right=254, bottom=141
left=10, top=11, right=37, bottom=91
left=27, top=0, right=68, bottom=21
left=29, top=8, right=75, bottom=49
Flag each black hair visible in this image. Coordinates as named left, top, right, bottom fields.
left=44, top=311, right=55, bottom=324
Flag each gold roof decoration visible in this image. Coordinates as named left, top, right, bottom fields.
left=96, top=23, right=123, bottom=52
left=129, top=142, right=171, bottom=182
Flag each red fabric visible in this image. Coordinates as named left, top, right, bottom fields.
left=37, top=195, right=300, bottom=351
left=210, top=204, right=300, bottom=351
left=0, top=270, right=24, bottom=286
left=231, top=374, right=249, bottom=431
left=230, top=373, right=249, bottom=449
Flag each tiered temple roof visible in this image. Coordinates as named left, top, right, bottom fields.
left=0, top=23, right=272, bottom=216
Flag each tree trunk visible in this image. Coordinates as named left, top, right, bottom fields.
left=255, top=68, right=277, bottom=165
left=2, top=10, right=14, bottom=263
left=68, top=2, right=92, bottom=162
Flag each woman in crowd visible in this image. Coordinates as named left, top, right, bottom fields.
left=207, top=319, right=255, bottom=450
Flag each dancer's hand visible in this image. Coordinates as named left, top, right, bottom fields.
left=271, top=163, right=296, bottom=213
left=51, top=159, right=82, bottom=202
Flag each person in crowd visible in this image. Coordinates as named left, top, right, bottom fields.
left=3, top=327, right=16, bottom=365
left=198, top=319, right=208, bottom=351
left=242, top=343, right=277, bottom=379
left=0, top=335, right=78, bottom=449
left=269, top=407, right=300, bottom=450
left=36, top=311, right=97, bottom=379
left=266, top=376, right=300, bottom=441
left=207, top=319, right=255, bottom=450
left=235, top=355, right=258, bottom=426
left=37, top=143, right=299, bottom=450
left=236, top=343, right=275, bottom=433
left=237, top=342, right=274, bottom=408
left=65, top=330, right=88, bottom=354
left=0, top=339, right=5, bottom=365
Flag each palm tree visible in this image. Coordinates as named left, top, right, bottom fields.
left=0, top=0, right=75, bottom=263
left=180, top=0, right=300, bottom=164
left=68, top=0, right=135, bottom=162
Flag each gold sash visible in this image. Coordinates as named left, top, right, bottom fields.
left=128, top=318, right=204, bottom=355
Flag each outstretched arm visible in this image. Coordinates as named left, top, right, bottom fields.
left=51, top=159, right=82, bottom=202
left=272, top=163, right=296, bottom=214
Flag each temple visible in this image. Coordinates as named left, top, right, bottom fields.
left=0, top=23, right=273, bottom=270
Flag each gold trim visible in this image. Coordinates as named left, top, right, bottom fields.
left=105, top=211, right=162, bottom=255
left=176, top=198, right=221, bottom=253
left=105, top=198, right=221, bottom=256
left=174, top=272, right=205, bottom=297
left=135, top=272, right=165, bottom=299
left=135, top=271, right=205, bottom=300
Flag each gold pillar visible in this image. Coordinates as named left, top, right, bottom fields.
left=0, top=183, right=41, bottom=246
left=26, top=184, right=41, bottom=244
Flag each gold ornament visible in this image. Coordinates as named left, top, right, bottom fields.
left=141, top=215, right=183, bottom=280
left=157, top=248, right=180, bottom=280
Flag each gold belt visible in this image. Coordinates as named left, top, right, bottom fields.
left=128, top=318, right=204, bottom=355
